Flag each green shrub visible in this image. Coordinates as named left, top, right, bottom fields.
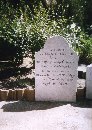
left=77, top=34, right=92, bottom=64
left=0, top=2, right=80, bottom=52
left=0, top=2, right=92, bottom=65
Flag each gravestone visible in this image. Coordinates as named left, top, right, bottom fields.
left=86, top=64, right=92, bottom=99
left=35, top=36, right=78, bottom=102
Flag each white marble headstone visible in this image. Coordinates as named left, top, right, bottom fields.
left=35, top=36, right=78, bottom=102
left=86, top=64, right=92, bottom=99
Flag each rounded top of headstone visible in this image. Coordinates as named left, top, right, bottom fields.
left=44, top=36, right=69, bottom=49
left=87, top=64, right=92, bottom=68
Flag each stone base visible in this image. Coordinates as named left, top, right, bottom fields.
left=16, top=89, right=24, bottom=100
left=0, top=88, right=35, bottom=101
left=8, top=89, right=16, bottom=100
left=0, top=90, right=9, bottom=101
left=24, top=89, right=35, bottom=101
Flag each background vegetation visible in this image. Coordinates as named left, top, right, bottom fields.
left=0, top=0, right=92, bottom=65
left=0, top=0, right=92, bottom=89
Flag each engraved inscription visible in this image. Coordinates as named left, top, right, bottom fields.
left=35, top=36, right=78, bottom=101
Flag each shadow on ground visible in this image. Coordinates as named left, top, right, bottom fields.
left=1, top=99, right=92, bottom=112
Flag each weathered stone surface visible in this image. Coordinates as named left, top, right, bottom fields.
left=8, top=89, right=16, bottom=100
left=24, top=89, right=35, bottom=101
left=0, top=90, right=9, bottom=101
left=35, top=36, right=78, bottom=102
left=16, top=89, right=24, bottom=100
left=8, top=89, right=13, bottom=100
left=86, top=64, right=92, bottom=99
left=0, top=88, right=34, bottom=101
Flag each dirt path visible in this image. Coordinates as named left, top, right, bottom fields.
left=0, top=101, right=92, bottom=130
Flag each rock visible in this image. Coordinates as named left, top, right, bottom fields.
left=24, top=88, right=35, bottom=101
left=0, top=89, right=9, bottom=101
left=16, top=89, right=24, bottom=100
left=8, top=89, right=16, bottom=100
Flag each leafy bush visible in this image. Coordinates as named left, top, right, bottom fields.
left=0, top=38, right=22, bottom=64
left=0, top=3, right=80, bottom=52
left=77, top=34, right=92, bottom=64
left=0, top=1, right=92, bottom=65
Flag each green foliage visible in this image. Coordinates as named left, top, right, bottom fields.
left=0, top=1, right=92, bottom=65
left=0, top=2, right=80, bottom=52
left=77, top=33, right=92, bottom=64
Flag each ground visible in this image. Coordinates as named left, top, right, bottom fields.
left=0, top=100, right=92, bottom=130
left=0, top=58, right=91, bottom=130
